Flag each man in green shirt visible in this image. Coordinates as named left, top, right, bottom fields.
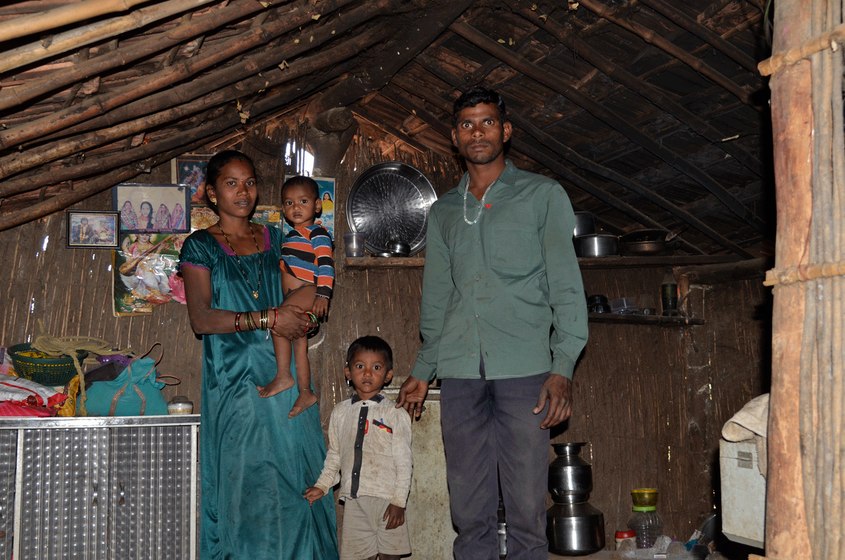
left=397, top=87, right=588, bottom=559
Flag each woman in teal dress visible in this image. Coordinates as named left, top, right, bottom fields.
left=180, top=150, right=339, bottom=560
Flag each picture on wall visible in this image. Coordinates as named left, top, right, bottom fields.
left=172, top=154, right=213, bottom=204
left=113, top=183, right=190, bottom=234
left=112, top=206, right=219, bottom=316
left=66, top=211, right=119, bottom=248
left=280, top=176, right=336, bottom=239
left=113, top=232, right=183, bottom=315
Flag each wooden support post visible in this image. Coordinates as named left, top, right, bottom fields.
left=767, top=0, right=813, bottom=557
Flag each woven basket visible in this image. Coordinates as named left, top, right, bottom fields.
left=8, top=343, right=87, bottom=386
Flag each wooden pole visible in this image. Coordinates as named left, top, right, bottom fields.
left=577, top=0, right=758, bottom=108
left=637, top=0, right=760, bottom=73
left=0, top=0, right=150, bottom=43
left=0, top=0, right=219, bottom=74
left=767, top=0, right=814, bottom=557
left=512, top=1, right=764, bottom=178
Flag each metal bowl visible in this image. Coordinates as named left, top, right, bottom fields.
left=346, top=162, right=437, bottom=256
left=574, top=234, right=618, bottom=257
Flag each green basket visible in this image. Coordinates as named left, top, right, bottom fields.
left=7, top=343, right=87, bottom=386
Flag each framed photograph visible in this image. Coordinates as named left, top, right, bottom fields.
left=280, top=176, right=336, bottom=239
left=113, top=183, right=191, bottom=234
left=66, top=211, right=119, bottom=248
left=172, top=154, right=212, bottom=204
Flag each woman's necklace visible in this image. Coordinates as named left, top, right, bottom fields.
left=218, top=223, right=262, bottom=299
left=463, top=179, right=496, bottom=225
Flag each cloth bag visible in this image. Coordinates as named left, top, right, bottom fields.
left=84, top=343, right=176, bottom=416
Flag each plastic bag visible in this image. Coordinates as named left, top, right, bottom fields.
left=84, top=343, right=175, bottom=416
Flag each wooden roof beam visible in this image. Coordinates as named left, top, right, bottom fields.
left=0, top=27, right=384, bottom=190
left=636, top=0, right=760, bottom=72
left=512, top=2, right=764, bottom=178
left=576, top=0, right=759, bottom=109
left=0, top=0, right=220, bottom=74
left=307, top=0, right=477, bottom=116
left=449, top=20, right=768, bottom=235
left=0, top=0, right=153, bottom=43
left=0, top=0, right=276, bottom=111
left=0, top=0, right=383, bottom=153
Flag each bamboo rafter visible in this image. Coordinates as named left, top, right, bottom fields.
left=512, top=1, right=764, bottom=178
left=449, top=19, right=768, bottom=236
left=577, top=0, right=757, bottom=108
left=0, top=0, right=220, bottom=74
left=0, top=0, right=371, bottom=151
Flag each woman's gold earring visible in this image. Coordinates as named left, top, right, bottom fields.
left=209, top=197, right=216, bottom=204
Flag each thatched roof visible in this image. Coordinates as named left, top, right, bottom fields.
left=0, top=0, right=773, bottom=257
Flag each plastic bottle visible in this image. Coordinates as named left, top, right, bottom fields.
left=615, top=529, right=636, bottom=550
left=626, top=506, right=664, bottom=548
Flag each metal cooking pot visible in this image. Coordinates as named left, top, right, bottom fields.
left=574, top=234, right=618, bottom=257
left=573, top=212, right=595, bottom=237
left=618, top=229, right=673, bottom=256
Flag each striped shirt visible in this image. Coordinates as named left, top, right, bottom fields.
left=280, top=224, right=334, bottom=299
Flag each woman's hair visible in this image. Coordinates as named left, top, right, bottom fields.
left=205, top=150, right=255, bottom=189
left=323, top=192, right=332, bottom=200
left=452, top=86, right=507, bottom=128
left=282, top=175, right=319, bottom=199
left=345, top=336, right=393, bottom=371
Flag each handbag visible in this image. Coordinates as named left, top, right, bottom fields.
left=84, top=343, right=179, bottom=416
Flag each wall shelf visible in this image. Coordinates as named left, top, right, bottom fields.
left=346, top=254, right=743, bottom=270
left=588, top=312, right=703, bottom=326
left=345, top=256, right=424, bottom=268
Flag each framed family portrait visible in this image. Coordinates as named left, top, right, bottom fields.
left=172, top=154, right=212, bottom=204
left=113, top=183, right=191, bottom=234
left=66, top=210, right=119, bottom=248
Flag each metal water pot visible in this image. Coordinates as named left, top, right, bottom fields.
left=547, top=442, right=605, bottom=555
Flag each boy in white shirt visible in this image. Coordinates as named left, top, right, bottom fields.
left=304, top=336, right=412, bottom=560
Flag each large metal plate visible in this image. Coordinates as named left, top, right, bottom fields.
left=346, top=162, right=437, bottom=256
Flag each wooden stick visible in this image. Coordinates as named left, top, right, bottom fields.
left=0, top=0, right=268, bottom=112
left=0, top=0, right=370, bottom=151
left=759, top=21, right=845, bottom=76
left=0, top=13, right=386, bottom=182
left=512, top=2, right=763, bottom=178
left=577, top=0, right=756, bottom=108
left=637, top=0, right=759, bottom=73
left=0, top=0, right=150, bottom=43
left=0, top=0, right=219, bottom=74
left=0, top=29, right=382, bottom=195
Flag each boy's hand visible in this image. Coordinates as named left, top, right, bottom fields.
left=303, top=487, right=325, bottom=505
left=383, top=504, right=405, bottom=530
left=312, top=296, right=329, bottom=318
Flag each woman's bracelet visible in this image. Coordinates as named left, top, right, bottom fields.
left=259, top=308, right=268, bottom=331
left=271, top=307, right=278, bottom=330
left=243, top=310, right=256, bottom=331
left=235, top=312, right=242, bottom=333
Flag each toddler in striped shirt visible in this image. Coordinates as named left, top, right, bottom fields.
left=258, top=176, right=334, bottom=418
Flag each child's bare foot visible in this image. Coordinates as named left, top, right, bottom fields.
left=288, top=390, right=318, bottom=418
left=257, top=373, right=295, bottom=398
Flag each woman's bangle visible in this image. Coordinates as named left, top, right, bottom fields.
left=235, top=312, right=242, bottom=333
left=271, top=307, right=278, bottom=330
left=259, top=308, right=268, bottom=331
left=244, top=311, right=256, bottom=331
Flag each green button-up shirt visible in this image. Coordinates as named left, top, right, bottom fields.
left=411, top=160, right=588, bottom=382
